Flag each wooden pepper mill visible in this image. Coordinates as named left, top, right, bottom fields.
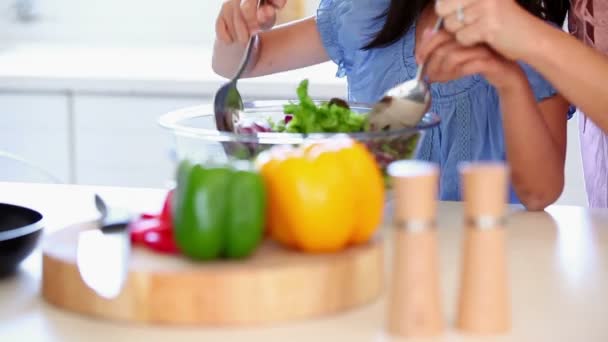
left=386, top=160, right=443, bottom=337
left=456, top=162, right=510, bottom=334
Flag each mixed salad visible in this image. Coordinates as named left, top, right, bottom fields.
left=234, top=80, right=367, bottom=134
left=232, top=79, right=422, bottom=172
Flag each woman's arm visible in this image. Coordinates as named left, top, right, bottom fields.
left=418, top=30, right=568, bottom=210
left=521, top=21, right=608, bottom=131
left=212, top=16, right=330, bottom=78
left=435, top=0, right=608, bottom=131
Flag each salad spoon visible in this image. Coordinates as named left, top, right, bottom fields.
left=213, top=0, right=266, bottom=132
left=367, top=17, right=444, bottom=131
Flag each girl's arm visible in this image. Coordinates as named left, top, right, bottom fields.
left=494, top=67, right=568, bottom=210
left=212, top=17, right=330, bottom=78
left=436, top=0, right=608, bottom=131
left=418, top=30, right=568, bottom=210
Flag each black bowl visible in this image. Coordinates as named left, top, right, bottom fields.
left=0, top=203, right=43, bottom=277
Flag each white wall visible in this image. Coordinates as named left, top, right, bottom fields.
left=559, top=112, right=588, bottom=206
left=0, top=0, right=320, bottom=46
left=0, top=0, right=223, bottom=45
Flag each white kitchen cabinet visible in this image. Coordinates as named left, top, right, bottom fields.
left=73, top=95, right=203, bottom=188
left=0, top=93, right=70, bottom=183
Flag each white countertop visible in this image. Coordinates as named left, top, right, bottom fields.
left=1, top=182, right=607, bottom=341
left=0, top=43, right=346, bottom=98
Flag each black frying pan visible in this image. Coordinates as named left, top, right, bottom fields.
left=0, top=203, right=43, bottom=277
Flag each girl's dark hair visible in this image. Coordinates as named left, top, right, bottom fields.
left=364, top=0, right=569, bottom=50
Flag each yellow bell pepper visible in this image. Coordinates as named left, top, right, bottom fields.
left=256, top=137, right=385, bottom=253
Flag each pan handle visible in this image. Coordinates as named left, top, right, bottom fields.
left=0, top=150, right=63, bottom=184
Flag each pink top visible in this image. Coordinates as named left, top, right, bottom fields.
left=569, top=0, right=608, bottom=208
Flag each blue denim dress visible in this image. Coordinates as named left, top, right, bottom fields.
left=317, top=0, right=565, bottom=203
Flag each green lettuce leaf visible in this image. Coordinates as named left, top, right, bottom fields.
left=271, top=79, right=367, bottom=134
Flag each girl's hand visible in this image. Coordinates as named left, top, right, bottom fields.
left=435, top=0, right=535, bottom=60
left=416, top=29, right=526, bottom=92
left=216, top=0, right=287, bottom=44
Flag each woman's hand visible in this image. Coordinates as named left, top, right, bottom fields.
left=434, top=0, right=537, bottom=60
left=416, top=29, right=526, bottom=92
left=216, top=0, right=287, bottom=44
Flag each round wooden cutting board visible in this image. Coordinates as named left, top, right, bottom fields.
left=41, top=221, right=385, bottom=326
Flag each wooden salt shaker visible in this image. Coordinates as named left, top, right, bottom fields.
left=386, top=160, right=443, bottom=337
left=457, top=162, right=510, bottom=334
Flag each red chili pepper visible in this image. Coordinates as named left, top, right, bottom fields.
left=129, top=190, right=179, bottom=254
left=130, top=217, right=162, bottom=243
left=143, top=229, right=177, bottom=253
left=129, top=217, right=179, bottom=254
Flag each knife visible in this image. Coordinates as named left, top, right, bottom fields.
left=76, top=194, right=131, bottom=299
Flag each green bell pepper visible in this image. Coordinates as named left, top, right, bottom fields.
left=172, top=161, right=266, bottom=260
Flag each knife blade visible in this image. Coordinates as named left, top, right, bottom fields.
left=77, top=194, right=131, bottom=299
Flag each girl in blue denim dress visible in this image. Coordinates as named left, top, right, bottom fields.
left=213, top=0, right=570, bottom=210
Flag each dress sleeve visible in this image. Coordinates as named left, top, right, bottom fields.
left=519, top=61, right=572, bottom=119
left=316, top=0, right=352, bottom=77
left=518, top=61, right=557, bottom=102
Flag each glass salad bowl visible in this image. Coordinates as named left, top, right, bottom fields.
left=158, top=100, right=441, bottom=178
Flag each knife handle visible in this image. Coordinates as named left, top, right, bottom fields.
left=101, top=221, right=130, bottom=233
left=99, top=207, right=132, bottom=233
